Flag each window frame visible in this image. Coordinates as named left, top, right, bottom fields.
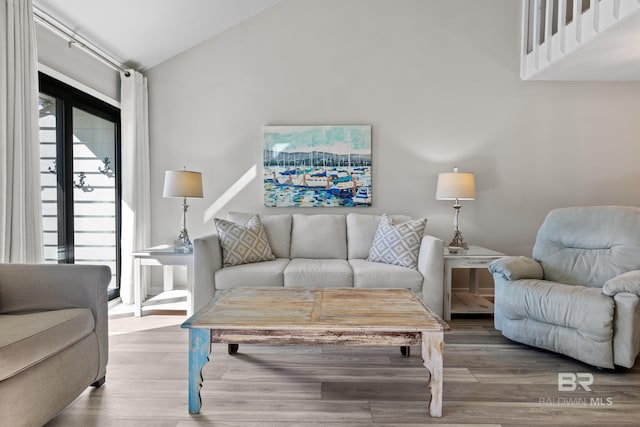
left=39, top=72, right=122, bottom=300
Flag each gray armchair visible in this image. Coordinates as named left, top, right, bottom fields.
left=0, top=263, right=110, bottom=426
left=490, top=206, right=640, bottom=368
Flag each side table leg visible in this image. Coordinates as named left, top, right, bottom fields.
left=444, top=264, right=453, bottom=321
left=469, top=268, right=478, bottom=294
left=186, top=261, right=194, bottom=316
left=422, top=331, right=444, bottom=417
left=163, top=265, right=174, bottom=292
left=133, top=257, right=142, bottom=317
left=188, top=328, right=211, bottom=414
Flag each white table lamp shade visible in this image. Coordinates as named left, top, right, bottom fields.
left=163, top=170, right=203, bottom=198
left=436, top=171, right=476, bottom=200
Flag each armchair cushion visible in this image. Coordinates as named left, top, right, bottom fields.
left=214, top=216, right=276, bottom=267
left=603, top=270, right=640, bottom=296
left=368, top=215, right=427, bottom=269
left=500, top=279, right=614, bottom=340
left=532, top=206, right=640, bottom=286
left=0, top=308, right=94, bottom=381
left=489, top=256, right=543, bottom=281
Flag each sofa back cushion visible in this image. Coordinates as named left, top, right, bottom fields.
left=290, top=214, right=347, bottom=259
left=228, top=212, right=292, bottom=258
left=346, top=213, right=412, bottom=259
left=533, top=206, right=640, bottom=287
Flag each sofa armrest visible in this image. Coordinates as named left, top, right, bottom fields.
left=489, top=256, right=543, bottom=281
left=0, top=263, right=110, bottom=377
left=193, top=233, right=223, bottom=313
left=417, top=234, right=444, bottom=317
left=602, top=270, right=640, bottom=297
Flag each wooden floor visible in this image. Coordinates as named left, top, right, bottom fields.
left=47, top=312, right=640, bottom=426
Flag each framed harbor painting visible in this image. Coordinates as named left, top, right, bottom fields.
left=264, top=125, right=372, bottom=207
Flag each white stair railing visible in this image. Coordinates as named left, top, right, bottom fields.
left=521, top=0, right=640, bottom=79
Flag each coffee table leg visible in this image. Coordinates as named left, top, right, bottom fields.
left=422, top=331, right=444, bottom=417
left=188, top=328, right=211, bottom=414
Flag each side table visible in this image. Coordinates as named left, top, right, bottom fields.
left=132, top=246, right=194, bottom=317
left=443, top=245, right=505, bottom=321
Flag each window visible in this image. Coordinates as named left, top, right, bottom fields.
left=38, top=73, right=121, bottom=299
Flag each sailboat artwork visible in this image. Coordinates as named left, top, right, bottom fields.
left=264, top=125, right=372, bottom=207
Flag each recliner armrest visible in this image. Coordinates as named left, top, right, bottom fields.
left=193, top=233, right=223, bottom=313
left=602, top=270, right=640, bottom=296
left=489, top=256, right=543, bottom=281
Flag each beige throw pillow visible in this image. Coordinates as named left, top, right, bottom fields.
left=214, top=216, right=276, bottom=267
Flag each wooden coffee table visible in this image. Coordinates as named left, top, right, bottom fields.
left=181, top=288, right=449, bottom=417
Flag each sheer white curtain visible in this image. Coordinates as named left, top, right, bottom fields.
left=0, top=0, right=43, bottom=263
left=120, top=70, right=150, bottom=304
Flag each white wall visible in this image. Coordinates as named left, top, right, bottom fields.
left=147, top=0, right=640, bottom=257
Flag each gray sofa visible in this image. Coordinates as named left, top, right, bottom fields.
left=0, top=263, right=110, bottom=426
left=194, top=213, right=445, bottom=316
left=490, top=206, right=640, bottom=368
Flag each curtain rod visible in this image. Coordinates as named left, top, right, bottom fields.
left=33, top=6, right=132, bottom=77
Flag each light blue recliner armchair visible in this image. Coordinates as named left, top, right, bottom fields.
left=489, top=206, right=640, bottom=368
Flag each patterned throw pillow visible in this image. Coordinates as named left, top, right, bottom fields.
left=367, top=215, right=427, bottom=269
left=214, top=216, right=276, bottom=267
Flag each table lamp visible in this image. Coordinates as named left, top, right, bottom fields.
left=436, top=167, right=476, bottom=253
left=163, top=169, right=203, bottom=251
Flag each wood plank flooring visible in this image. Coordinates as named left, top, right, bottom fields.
left=46, top=313, right=640, bottom=426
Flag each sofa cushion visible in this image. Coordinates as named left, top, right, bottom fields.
left=284, top=259, right=353, bottom=288
left=349, top=259, right=423, bottom=292
left=0, top=308, right=94, bottom=381
left=215, top=258, right=289, bottom=289
left=290, top=214, right=347, bottom=259
left=368, top=215, right=427, bottom=269
left=346, top=213, right=412, bottom=259
left=215, top=216, right=276, bottom=267
left=228, top=212, right=292, bottom=259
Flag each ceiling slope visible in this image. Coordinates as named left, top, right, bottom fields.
left=33, top=0, right=282, bottom=71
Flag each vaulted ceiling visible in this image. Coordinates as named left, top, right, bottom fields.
left=33, top=0, right=282, bottom=71
left=33, top=0, right=640, bottom=80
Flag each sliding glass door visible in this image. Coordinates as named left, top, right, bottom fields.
left=38, top=73, right=121, bottom=299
